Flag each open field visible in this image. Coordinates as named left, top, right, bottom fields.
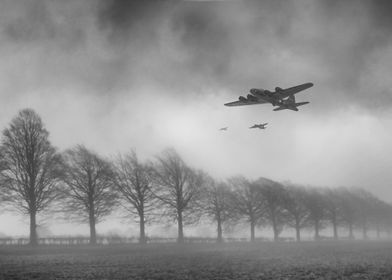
left=1, top=241, right=392, bottom=279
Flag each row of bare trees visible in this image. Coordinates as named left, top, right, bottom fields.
left=225, top=178, right=392, bottom=242
left=0, top=109, right=391, bottom=245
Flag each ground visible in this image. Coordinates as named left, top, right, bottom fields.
left=1, top=241, right=392, bottom=279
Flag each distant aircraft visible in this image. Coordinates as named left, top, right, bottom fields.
left=219, top=127, right=228, bottom=131
left=224, top=82, right=313, bottom=111
left=249, top=123, right=268, bottom=129
left=273, top=95, right=309, bottom=111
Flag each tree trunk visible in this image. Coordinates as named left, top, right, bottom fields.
left=376, top=224, right=380, bottom=239
left=272, top=220, right=279, bottom=242
left=250, top=220, right=255, bottom=242
left=139, top=213, right=146, bottom=244
left=295, top=219, right=301, bottom=242
left=314, top=220, right=320, bottom=241
left=348, top=223, right=354, bottom=239
left=332, top=220, right=338, bottom=240
left=362, top=223, right=368, bottom=240
left=177, top=210, right=184, bottom=243
left=29, top=211, right=38, bottom=246
left=89, top=207, right=97, bottom=245
left=217, top=217, right=223, bottom=243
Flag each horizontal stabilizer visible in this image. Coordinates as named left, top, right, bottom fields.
left=295, top=102, right=309, bottom=107
left=273, top=106, right=286, bottom=111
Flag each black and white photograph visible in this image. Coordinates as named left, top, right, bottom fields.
left=1, top=0, right=392, bottom=279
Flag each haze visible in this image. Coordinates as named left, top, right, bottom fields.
left=0, top=0, right=391, bottom=236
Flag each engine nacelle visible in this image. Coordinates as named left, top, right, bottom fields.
left=275, top=87, right=283, bottom=92
left=247, top=94, right=257, bottom=101
left=239, top=96, right=246, bottom=102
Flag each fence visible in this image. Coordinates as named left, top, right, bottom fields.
left=0, top=236, right=271, bottom=245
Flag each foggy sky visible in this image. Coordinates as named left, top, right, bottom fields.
left=1, top=0, right=392, bottom=236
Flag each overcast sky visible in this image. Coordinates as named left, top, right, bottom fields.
left=1, top=0, right=392, bottom=236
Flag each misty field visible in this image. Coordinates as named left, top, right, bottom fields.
left=1, top=241, right=392, bottom=280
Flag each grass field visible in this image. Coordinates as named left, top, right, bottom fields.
left=1, top=241, right=392, bottom=279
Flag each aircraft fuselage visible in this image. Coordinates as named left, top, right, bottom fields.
left=249, top=88, right=282, bottom=106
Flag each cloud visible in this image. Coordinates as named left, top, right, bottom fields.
left=92, top=0, right=392, bottom=111
left=1, top=0, right=391, bottom=112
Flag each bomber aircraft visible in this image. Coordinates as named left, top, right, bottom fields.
left=249, top=123, right=268, bottom=129
left=224, top=82, right=313, bottom=111
left=219, top=127, right=228, bottom=131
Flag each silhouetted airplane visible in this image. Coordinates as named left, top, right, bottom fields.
left=224, top=82, right=313, bottom=111
left=219, top=127, right=228, bottom=131
left=249, top=123, right=268, bottom=129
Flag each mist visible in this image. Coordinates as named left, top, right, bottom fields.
left=1, top=0, right=392, bottom=237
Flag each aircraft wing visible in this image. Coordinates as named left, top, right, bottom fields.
left=224, top=99, right=268, bottom=107
left=275, top=82, right=313, bottom=99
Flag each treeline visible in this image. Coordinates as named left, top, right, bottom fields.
left=0, top=109, right=391, bottom=245
left=0, top=236, right=253, bottom=246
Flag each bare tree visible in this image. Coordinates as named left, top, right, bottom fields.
left=379, top=202, right=392, bottom=238
left=323, top=188, right=344, bottom=240
left=352, top=188, right=377, bottom=240
left=60, top=145, right=117, bottom=245
left=370, top=199, right=392, bottom=239
left=153, top=148, right=205, bottom=243
left=282, top=184, right=310, bottom=242
left=203, top=178, right=234, bottom=243
left=112, top=150, right=157, bottom=244
left=229, top=176, right=264, bottom=242
left=338, top=187, right=358, bottom=239
left=0, top=109, right=62, bottom=245
left=303, top=188, right=325, bottom=241
left=255, top=177, right=287, bottom=242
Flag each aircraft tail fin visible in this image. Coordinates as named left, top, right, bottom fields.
left=295, top=102, right=309, bottom=107
left=288, top=94, right=295, bottom=103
